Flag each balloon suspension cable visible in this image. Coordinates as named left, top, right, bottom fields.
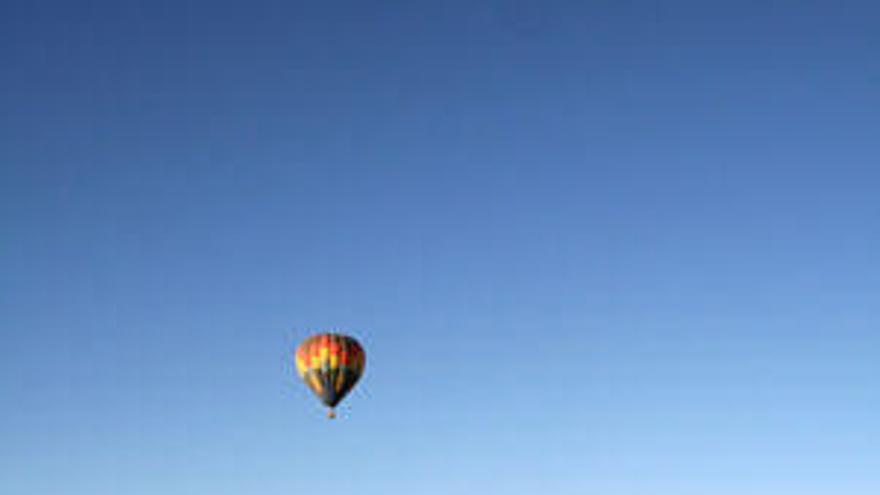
left=327, top=408, right=336, bottom=419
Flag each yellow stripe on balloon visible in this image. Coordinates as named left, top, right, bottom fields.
left=308, top=372, right=323, bottom=395
left=295, top=356, right=307, bottom=377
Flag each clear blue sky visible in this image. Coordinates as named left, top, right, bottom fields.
left=2, top=1, right=879, bottom=493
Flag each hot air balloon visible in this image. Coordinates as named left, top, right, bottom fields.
left=294, top=333, right=365, bottom=419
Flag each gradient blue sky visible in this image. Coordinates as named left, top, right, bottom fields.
left=2, top=1, right=879, bottom=494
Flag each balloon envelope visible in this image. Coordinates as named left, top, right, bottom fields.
left=295, top=333, right=365, bottom=411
